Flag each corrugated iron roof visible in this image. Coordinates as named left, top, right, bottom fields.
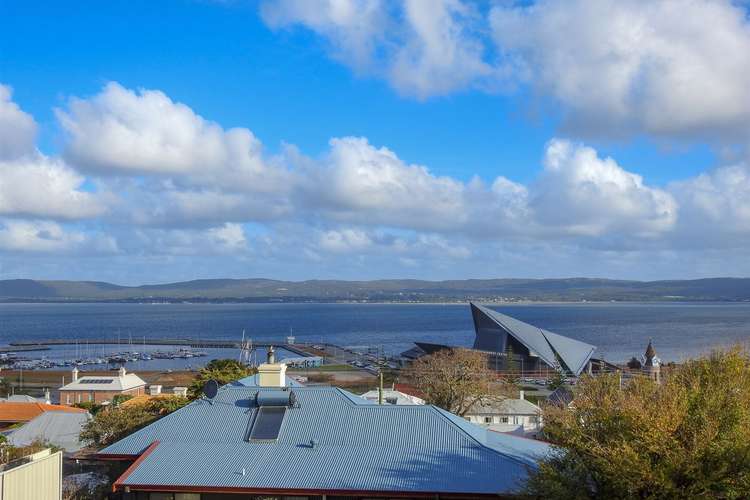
left=0, top=402, right=87, bottom=423
left=467, top=398, right=542, bottom=416
left=100, top=385, right=550, bottom=495
left=60, top=372, right=146, bottom=392
left=7, top=411, right=90, bottom=452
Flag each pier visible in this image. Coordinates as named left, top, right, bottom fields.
left=8, top=338, right=312, bottom=357
left=0, top=345, right=51, bottom=353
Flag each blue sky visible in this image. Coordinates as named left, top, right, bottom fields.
left=1, top=0, right=749, bottom=283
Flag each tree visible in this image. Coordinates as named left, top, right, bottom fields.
left=111, top=394, right=134, bottom=407
left=525, top=348, right=750, bottom=499
left=0, top=438, right=63, bottom=465
left=404, top=348, right=513, bottom=416
left=0, top=377, right=11, bottom=398
left=546, top=369, right=566, bottom=391
left=80, top=395, right=189, bottom=447
left=73, top=401, right=104, bottom=415
left=188, top=359, right=255, bottom=399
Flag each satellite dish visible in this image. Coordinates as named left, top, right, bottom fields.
left=203, top=379, right=219, bottom=400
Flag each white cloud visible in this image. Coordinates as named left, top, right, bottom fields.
left=118, top=186, right=293, bottom=227
left=260, top=0, right=387, bottom=71
left=670, top=161, right=750, bottom=245
left=0, top=84, right=37, bottom=161
left=305, top=136, right=469, bottom=230
left=0, top=219, right=118, bottom=254
left=0, top=154, right=106, bottom=220
left=2, top=79, right=747, bottom=280
left=489, top=0, right=750, bottom=139
left=318, top=228, right=373, bottom=253
left=387, top=0, right=497, bottom=98
left=260, top=0, right=497, bottom=98
left=532, top=139, right=677, bottom=237
left=259, top=1, right=750, bottom=139
left=132, top=223, right=250, bottom=256
left=56, top=82, right=292, bottom=192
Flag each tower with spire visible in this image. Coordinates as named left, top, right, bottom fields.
left=642, top=339, right=661, bottom=384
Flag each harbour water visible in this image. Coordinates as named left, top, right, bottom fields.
left=1, top=302, right=749, bottom=367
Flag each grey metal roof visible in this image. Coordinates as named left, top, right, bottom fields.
left=100, top=385, right=550, bottom=496
left=1, top=395, right=45, bottom=403
left=8, top=411, right=90, bottom=452
left=467, top=398, right=542, bottom=416
left=470, top=303, right=596, bottom=376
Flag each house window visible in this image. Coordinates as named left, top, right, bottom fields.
left=66, top=394, right=70, bottom=405
left=484, top=416, right=492, bottom=423
left=77, top=393, right=81, bottom=403
left=148, top=494, right=174, bottom=500
left=501, top=417, right=509, bottom=423
left=88, top=393, right=93, bottom=402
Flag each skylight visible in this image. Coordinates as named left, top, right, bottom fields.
left=248, top=406, right=286, bottom=441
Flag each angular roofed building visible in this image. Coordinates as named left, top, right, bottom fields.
left=471, top=303, right=596, bottom=377
left=98, top=360, right=550, bottom=499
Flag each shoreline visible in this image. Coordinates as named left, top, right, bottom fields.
left=3, top=296, right=742, bottom=310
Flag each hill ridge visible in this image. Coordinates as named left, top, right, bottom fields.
left=1, top=277, right=749, bottom=302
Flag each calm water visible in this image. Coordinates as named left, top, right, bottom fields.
left=1, top=302, right=749, bottom=364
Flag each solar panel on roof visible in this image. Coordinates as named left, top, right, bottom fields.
left=79, top=378, right=114, bottom=384
left=248, top=406, right=286, bottom=440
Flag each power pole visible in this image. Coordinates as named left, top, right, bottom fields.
left=378, top=370, right=384, bottom=405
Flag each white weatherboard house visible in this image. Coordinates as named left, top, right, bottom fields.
left=465, top=391, right=543, bottom=437
left=58, top=366, right=147, bottom=405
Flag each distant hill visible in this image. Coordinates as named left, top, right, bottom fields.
left=0, top=277, right=749, bottom=302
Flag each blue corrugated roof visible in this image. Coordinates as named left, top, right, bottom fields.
left=100, top=385, right=549, bottom=495
left=471, top=303, right=595, bottom=376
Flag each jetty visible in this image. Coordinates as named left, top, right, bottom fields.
left=8, top=338, right=312, bottom=357
left=0, top=345, right=51, bottom=353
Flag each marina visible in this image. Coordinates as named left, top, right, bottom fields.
left=0, top=340, right=312, bottom=372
